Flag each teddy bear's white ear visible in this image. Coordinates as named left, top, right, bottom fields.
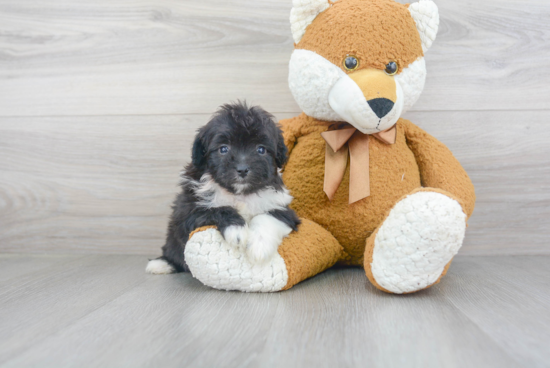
left=290, top=0, right=330, bottom=44
left=408, top=0, right=439, bottom=52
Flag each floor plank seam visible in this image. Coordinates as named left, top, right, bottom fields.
left=441, top=284, right=525, bottom=367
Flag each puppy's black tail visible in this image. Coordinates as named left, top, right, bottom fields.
left=145, top=256, right=185, bottom=274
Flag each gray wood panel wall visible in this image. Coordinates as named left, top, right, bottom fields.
left=1, top=0, right=549, bottom=256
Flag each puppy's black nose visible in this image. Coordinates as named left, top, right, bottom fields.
left=236, top=165, right=250, bottom=178
left=368, top=98, right=394, bottom=118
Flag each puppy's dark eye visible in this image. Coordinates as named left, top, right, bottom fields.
left=219, top=145, right=229, bottom=155
left=385, top=61, right=398, bottom=76
left=257, top=146, right=266, bottom=155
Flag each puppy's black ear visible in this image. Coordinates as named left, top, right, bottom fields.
left=191, top=129, right=207, bottom=168
left=275, top=127, right=288, bottom=168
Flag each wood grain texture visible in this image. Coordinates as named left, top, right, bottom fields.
left=0, top=0, right=549, bottom=116
left=3, top=261, right=282, bottom=368
left=0, top=255, right=148, bottom=365
left=4, top=255, right=550, bottom=367
left=0, top=0, right=549, bottom=255
left=258, top=270, right=516, bottom=368
left=1, top=110, right=549, bottom=255
left=0, top=1, right=548, bottom=365
left=443, top=257, right=550, bottom=368
left=0, top=253, right=82, bottom=283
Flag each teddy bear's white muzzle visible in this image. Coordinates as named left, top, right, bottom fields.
left=328, top=74, right=405, bottom=134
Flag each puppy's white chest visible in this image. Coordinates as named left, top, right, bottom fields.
left=234, top=198, right=261, bottom=222
left=192, top=174, right=293, bottom=221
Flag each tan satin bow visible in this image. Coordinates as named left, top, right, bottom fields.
left=321, top=124, right=397, bottom=204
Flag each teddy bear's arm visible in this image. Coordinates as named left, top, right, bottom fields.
left=402, top=119, right=476, bottom=219
left=279, top=113, right=315, bottom=155
left=279, top=117, right=301, bottom=155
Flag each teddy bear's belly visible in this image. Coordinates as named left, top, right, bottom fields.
left=283, top=131, right=421, bottom=265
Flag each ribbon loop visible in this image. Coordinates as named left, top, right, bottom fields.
left=321, top=125, right=397, bottom=204
left=320, top=128, right=356, bottom=153
left=372, top=128, right=397, bottom=145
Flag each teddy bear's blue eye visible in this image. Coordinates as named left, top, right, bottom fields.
left=343, top=56, right=359, bottom=71
left=385, top=61, right=399, bottom=76
left=219, top=146, right=229, bottom=154
left=257, top=146, right=266, bottom=155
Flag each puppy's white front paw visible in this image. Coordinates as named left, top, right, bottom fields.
left=222, top=225, right=249, bottom=249
left=246, top=214, right=292, bottom=264
left=247, top=231, right=279, bottom=264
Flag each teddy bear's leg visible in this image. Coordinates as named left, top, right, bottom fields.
left=185, top=219, right=343, bottom=292
left=363, top=188, right=467, bottom=294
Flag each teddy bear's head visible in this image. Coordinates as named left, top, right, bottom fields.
left=288, top=0, right=439, bottom=134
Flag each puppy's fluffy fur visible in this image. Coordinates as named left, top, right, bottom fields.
left=146, top=102, right=300, bottom=275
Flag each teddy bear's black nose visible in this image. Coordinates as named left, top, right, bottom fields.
left=368, top=98, right=394, bottom=118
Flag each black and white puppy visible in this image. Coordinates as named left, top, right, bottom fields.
left=146, top=102, right=300, bottom=274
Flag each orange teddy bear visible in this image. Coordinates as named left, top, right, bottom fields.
left=184, top=0, right=475, bottom=294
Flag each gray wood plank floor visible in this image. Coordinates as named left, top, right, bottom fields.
left=0, top=254, right=547, bottom=368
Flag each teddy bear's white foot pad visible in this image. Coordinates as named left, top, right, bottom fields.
left=185, top=228, right=288, bottom=292
left=371, top=191, right=466, bottom=294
